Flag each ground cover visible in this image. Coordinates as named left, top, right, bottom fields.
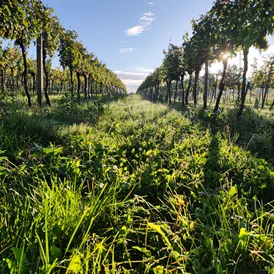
left=0, top=94, right=274, bottom=273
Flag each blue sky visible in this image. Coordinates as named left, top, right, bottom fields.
left=35, top=0, right=273, bottom=92
left=40, top=0, right=214, bottom=92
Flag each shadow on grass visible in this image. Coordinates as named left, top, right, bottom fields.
left=204, top=135, right=221, bottom=189
left=0, top=95, right=126, bottom=158
left=143, top=95, right=274, bottom=164
left=47, top=94, right=126, bottom=126
left=198, top=107, right=274, bottom=165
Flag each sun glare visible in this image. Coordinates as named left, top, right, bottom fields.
left=222, top=53, right=229, bottom=59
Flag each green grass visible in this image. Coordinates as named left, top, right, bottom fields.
left=0, top=94, right=274, bottom=273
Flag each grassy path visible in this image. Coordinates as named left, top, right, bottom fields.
left=0, top=95, right=274, bottom=273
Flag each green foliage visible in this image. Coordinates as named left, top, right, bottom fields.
left=162, top=44, right=183, bottom=82
left=58, top=29, right=79, bottom=71
left=1, top=95, right=274, bottom=273
left=0, top=0, right=47, bottom=42
left=50, top=93, right=106, bottom=124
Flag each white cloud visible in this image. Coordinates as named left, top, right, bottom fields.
left=126, top=84, right=143, bottom=93
left=114, top=70, right=152, bottom=92
left=140, top=12, right=155, bottom=24
left=148, top=2, right=154, bottom=5
left=134, top=67, right=154, bottom=73
left=120, top=40, right=126, bottom=44
left=125, top=26, right=146, bottom=36
left=120, top=48, right=134, bottom=53
left=114, top=71, right=148, bottom=77
left=124, top=11, right=155, bottom=36
left=121, top=79, right=144, bottom=85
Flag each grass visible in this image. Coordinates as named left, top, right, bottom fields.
left=0, top=94, right=274, bottom=273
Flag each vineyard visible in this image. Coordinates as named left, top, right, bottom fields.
left=1, top=0, right=274, bottom=273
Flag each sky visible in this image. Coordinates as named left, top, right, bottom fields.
left=34, top=0, right=274, bottom=92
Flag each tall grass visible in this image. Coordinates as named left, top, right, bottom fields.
left=0, top=94, right=274, bottom=273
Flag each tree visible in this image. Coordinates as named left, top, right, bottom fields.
left=81, top=52, right=95, bottom=98
left=74, top=41, right=87, bottom=100
left=191, top=12, right=218, bottom=109
left=96, top=61, right=107, bottom=96
left=233, top=0, right=272, bottom=118
left=41, top=13, right=61, bottom=105
left=162, top=44, right=182, bottom=104
left=152, top=67, right=163, bottom=102
left=0, top=0, right=53, bottom=106
left=88, top=57, right=99, bottom=97
left=261, top=56, right=274, bottom=109
left=59, top=29, right=79, bottom=94
left=182, top=35, right=195, bottom=106
left=137, top=74, right=153, bottom=99
left=27, top=57, right=36, bottom=93
left=226, top=64, right=242, bottom=101
left=209, top=0, right=236, bottom=113
left=189, top=19, right=210, bottom=108
left=0, top=45, right=10, bottom=95
left=0, top=45, right=22, bottom=94
left=250, top=58, right=267, bottom=104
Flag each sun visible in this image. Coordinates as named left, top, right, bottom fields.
left=222, top=53, right=229, bottom=59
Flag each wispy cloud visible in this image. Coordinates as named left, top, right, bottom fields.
left=140, top=12, right=155, bottom=24
left=120, top=48, right=134, bottom=53
left=125, top=11, right=155, bottom=36
left=125, top=26, right=146, bottom=36
left=121, top=79, right=145, bottom=85
left=134, top=67, right=154, bottom=73
left=120, top=40, right=126, bottom=44
left=148, top=2, right=154, bottom=6
left=114, top=71, right=148, bottom=77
